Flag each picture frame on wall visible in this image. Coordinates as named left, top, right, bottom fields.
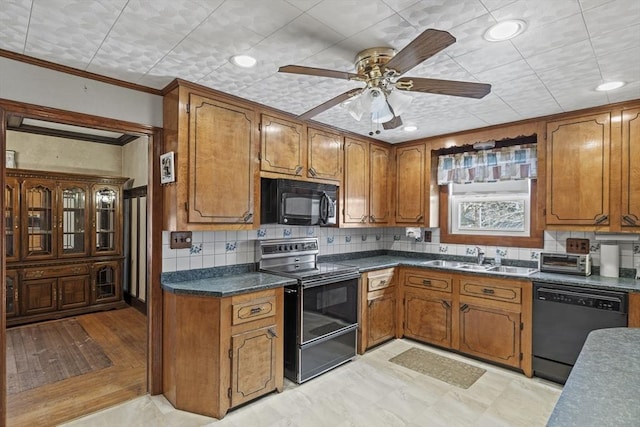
left=6, top=150, right=16, bottom=168
left=160, top=151, right=175, bottom=184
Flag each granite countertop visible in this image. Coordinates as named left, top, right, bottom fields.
left=161, top=272, right=296, bottom=297
left=338, top=255, right=640, bottom=293
left=546, top=328, right=640, bottom=427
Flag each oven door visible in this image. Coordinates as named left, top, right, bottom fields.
left=300, top=274, right=359, bottom=345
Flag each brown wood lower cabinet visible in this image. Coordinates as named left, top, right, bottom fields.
left=359, top=268, right=397, bottom=353
left=458, top=301, right=521, bottom=368
left=163, top=288, right=284, bottom=419
left=397, top=267, right=532, bottom=376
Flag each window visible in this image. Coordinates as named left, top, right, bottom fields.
left=450, top=180, right=530, bottom=237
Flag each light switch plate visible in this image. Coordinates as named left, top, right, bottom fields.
left=566, top=238, right=589, bottom=254
left=170, top=231, right=192, bottom=249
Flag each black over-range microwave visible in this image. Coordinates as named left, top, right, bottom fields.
left=260, top=178, right=337, bottom=226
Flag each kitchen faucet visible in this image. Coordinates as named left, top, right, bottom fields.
left=476, top=247, right=485, bottom=265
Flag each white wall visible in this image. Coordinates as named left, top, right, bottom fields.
left=7, top=130, right=122, bottom=175
left=0, top=57, right=162, bottom=127
left=122, top=136, right=149, bottom=187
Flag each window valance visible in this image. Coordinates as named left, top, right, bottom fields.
left=437, top=144, right=537, bottom=185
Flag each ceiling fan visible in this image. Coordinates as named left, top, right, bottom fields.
left=279, top=29, right=491, bottom=132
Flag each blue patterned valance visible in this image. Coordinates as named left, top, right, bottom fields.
left=437, top=144, right=537, bottom=185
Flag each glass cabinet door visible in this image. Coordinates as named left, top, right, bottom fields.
left=23, top=179, right=56, bottom=260
left=60, top=183, right=89, bottom=257
left=92, top=261, right=121, bottom=304
left=5, top=177, right=20, bottom=262
left=93, top=185, right=120, bottom=255
left=6, top=270, right=19, bottom=317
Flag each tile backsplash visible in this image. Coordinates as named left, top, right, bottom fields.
left=162, top=227, right=640, bottom=273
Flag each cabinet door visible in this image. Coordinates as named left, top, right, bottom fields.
left=369, top=142, right=392, bottom=225
left=92, top=184, right=121, bottom=256
left=404, top=289, right=451, bottom=347
left=22, top=278, right=57, bottom=315
left=621, top=108, right=640, bottom=229
left=260, top=114, right=305, bottom=176
left=458, top=302, right=521, bottom=368
left=6, top=270, right=19, bottom=317
left=91, top=261, right=121, bottom=304
left=59, top=275, right=90, bottom=310
left=22, top=179, right=56, bottom=260
left=230, top=325, right=278, bottom=408
left=59, top=181, right=90, bottom=258
left=307, top=127, right=342, bottom=182
left=5, top=176, right=20, bottom=262
left=546, top=113, right=610, bottom=226
left=343, top=138, right=369, bottom=224
left=188, top=94, right=256, bottom=224
left=395, top=144, right=426, bottom=224
left=367, top=292, right=396, bottom=348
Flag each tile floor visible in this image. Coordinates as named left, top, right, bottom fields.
left=60, top=339, right=562, bottom=427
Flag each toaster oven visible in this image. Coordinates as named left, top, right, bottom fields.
left=539, top=252, right=591, bottom=276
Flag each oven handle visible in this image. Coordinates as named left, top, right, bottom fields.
left=301, top=272, right=360, bottom=288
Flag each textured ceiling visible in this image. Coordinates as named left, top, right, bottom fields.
left=1, top=0, right=639, bottom=143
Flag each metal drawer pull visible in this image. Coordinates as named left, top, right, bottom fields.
left=380, top=280, right=386, bottom=285
left=422, top=279, right=431, bottom=286
left=267, top=328, right=278, bottom=338
left=482, top=288, right=495, bottom=295
left=250, top=307, right=263, bottom=315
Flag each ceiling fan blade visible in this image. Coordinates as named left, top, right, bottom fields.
left=383, top=29, right=456, bottom=75
left=397, top=77, right=491, bottom=99
left=382, top=115, right=403, bottom=130
left=279, top=65, right=362, bottom=81
left=297, top=88, right=364, bottom=120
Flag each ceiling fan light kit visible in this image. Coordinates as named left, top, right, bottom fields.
left=278, top=28, right=492, bottom=132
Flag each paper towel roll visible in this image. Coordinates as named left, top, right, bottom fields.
left=600, top=244, right=619, bottom=278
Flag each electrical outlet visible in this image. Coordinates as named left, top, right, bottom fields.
left=170, top=231, right=193, bottom=249
left=424, top=230, right=432, bottom=242
left=566, top=238, right=590, bottom=254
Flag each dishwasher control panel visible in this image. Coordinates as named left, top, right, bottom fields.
left=536, top=288, right=624, bottom=312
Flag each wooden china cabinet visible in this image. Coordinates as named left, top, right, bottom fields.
left=4, top=169, right=128, bottom=326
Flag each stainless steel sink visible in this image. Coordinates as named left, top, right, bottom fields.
left=420, top=259, right=538, bottom=276
left=487, top=265, right=538, bottom=276
left=421, top=260, right=465, bottom=268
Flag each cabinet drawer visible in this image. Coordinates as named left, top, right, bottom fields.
left=23, top=264, right=90, bottom=280
left=460, top=280, right=522, bottom=304
left=403, top=270, right=452, bottom=293
left=232, top=295, right=277, bottom=326
left=367, top=268, right=395, bottom=292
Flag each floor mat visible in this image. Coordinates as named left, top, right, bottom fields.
left=389, top=347, right=486, bottom=389
left=7, top=318, right=112, bottom=394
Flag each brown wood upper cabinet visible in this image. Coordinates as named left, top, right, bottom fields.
left=395, top=143, right=427, bottom=225
left=545, top=107, right=640, bottom=231
left=163, top=84, right=259, bottom=230
left=546, top=112, right=611, bottom=227
left=260, top=114, right=343, bottom=183
left=621, top=107, right=640, bottom=230
left=343, top=137, right=392, bottom=226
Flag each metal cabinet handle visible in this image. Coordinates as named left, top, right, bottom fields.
left=361, top=215, right=367, bottom=223
left=482, top=288, right=495, bottom=295
left=380, top=280, right=386, bottom=285
left=309, top=167, right=317, bottom=177
left=594, top=215, right=608, bottom=224
left=422, top=279, right=431, bottom=286
left=370, top=215, right=376, bottom=223
left=250, top=307, right=263, bottom=315
left=441, top=300, right=451, bottom=309
left=460, top=303, right=469, bottom=312
left=243, top=212, right=253, bottom=223
left=622, top=215, right=637, bottom=225
left=267, top=328, right=278, bottom=338
left=416, top=215, right=424, bottom=222
left=295, top=165, right=303, bottom=175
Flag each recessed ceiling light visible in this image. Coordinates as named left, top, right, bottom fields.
left=484, top=20, right=527, bottom=42
left=230, top=54, right=257, bottom=68
left=596, top=81, right=625, bottom=91
left=403, top=125, right=418, bottom=132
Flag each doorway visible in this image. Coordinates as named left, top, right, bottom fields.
left=0, top=102, right=162, bottom=426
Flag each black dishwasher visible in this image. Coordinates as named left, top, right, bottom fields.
left=532, top=282, right=627, bottom=384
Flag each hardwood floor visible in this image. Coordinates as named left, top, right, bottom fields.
left=6, top=307, right=147, bottom=427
